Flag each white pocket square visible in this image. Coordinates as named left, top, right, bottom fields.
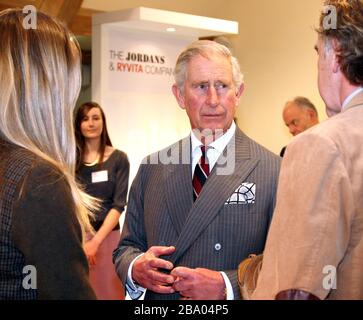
left=225, top=182, right=256, bottom=204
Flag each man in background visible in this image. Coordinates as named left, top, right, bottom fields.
left=280, top=97, right=319, bottom=157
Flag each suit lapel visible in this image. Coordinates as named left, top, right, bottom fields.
left=168, top=129, right=260, bottom=264
left=164, top=137, right=194, bottom=235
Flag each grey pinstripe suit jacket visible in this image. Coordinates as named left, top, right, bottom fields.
left=113, top=128, right=281, bottom=299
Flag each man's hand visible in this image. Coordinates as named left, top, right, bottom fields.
left=171, top=267, right=226, bottom=300
left=132, top=246, right=176, bottom=294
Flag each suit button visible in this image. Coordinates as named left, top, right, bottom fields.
left=214, top=243, right=222, bottom=251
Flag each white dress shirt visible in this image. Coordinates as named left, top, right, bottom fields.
left=342, top=87, right=363, bottom=111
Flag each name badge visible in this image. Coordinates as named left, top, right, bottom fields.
left=92, top=170, right=108, bottom=183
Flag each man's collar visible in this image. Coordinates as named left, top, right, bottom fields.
left=342, top=87, right=363, bottom=110
left=190, top=121, right=236, bottom=154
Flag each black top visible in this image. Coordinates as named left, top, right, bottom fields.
left=77, top=149, right=130, bottom=231
left=0, top=140, right=96, bottom=299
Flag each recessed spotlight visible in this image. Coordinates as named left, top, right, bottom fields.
left=166, top=27, right=176, bottom=32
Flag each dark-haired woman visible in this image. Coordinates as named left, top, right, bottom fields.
left=75, top=102, right=129, bottom=300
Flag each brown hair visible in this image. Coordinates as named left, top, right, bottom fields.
left=318, top=0, right=363, bottom=85
left=75, top=102, right=112, bottom=171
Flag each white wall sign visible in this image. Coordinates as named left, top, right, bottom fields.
left=107, top=29, right=176, bottom=94
left=93, top=26, right=194, bottom=183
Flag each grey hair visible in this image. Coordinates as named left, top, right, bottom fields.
left=291, top=96, right=318, bottom=116
left=174, top=40, right=244, bottom=92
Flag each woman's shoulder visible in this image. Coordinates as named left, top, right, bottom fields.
left=0, top=143, right=67, bottom=200
left=19, top=158, right=71, bottom=210
left=1, top=142, right=38, bottom=181
left=12, top=146, right=64, bottom=185
left=29, top=158, right=64, bottom=183
left=17, top=157, right=66, bottom=198
left=1, top=141, right=35, bottom=165
left=105, top=146, right=128, bottom=162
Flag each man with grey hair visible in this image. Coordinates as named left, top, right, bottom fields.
left=252, top=0, right=363, bottom=300
left=280, top=96, right=319, bottom=156
left=113, top=40, right=280, bottom=300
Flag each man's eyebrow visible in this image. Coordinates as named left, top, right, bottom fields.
left=192, top=81, right=208, bottom=85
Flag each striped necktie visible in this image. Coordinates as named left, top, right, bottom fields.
left=193, top=146, right=210, bottom=201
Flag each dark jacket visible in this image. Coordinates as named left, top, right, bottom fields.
left=0, top=139, right=96, bottom=299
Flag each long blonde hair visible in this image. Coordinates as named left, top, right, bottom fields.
left=0, top=9, right=95, bottom=235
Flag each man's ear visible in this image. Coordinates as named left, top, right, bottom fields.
left=172, top=84, right=185, bottom=109
left=235, top=83, right=245, bottom=105
left=331, top=39, right=341, bottom=73
left=236, top=83, right=245, bottom=98
left=307, top=108, right=315, bottom=119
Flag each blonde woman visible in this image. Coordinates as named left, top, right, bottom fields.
left=75, top=102, right=129, bottom=300
left=0, top=9, right=96, bottom=299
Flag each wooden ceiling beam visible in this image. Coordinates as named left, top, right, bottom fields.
left=69, top=7, right=102, bottom=36
left=38, top=0, right=83, bottom=26
left=0, top=0, right=41, bottom=11
left=0, top=0, right=41, bottom=8
left=0, top=0, right=102, bottom=35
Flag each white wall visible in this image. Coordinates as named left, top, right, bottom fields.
left=84, top=0, right=326, bottom=155
left=225, top=0, right=326, bottom=154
